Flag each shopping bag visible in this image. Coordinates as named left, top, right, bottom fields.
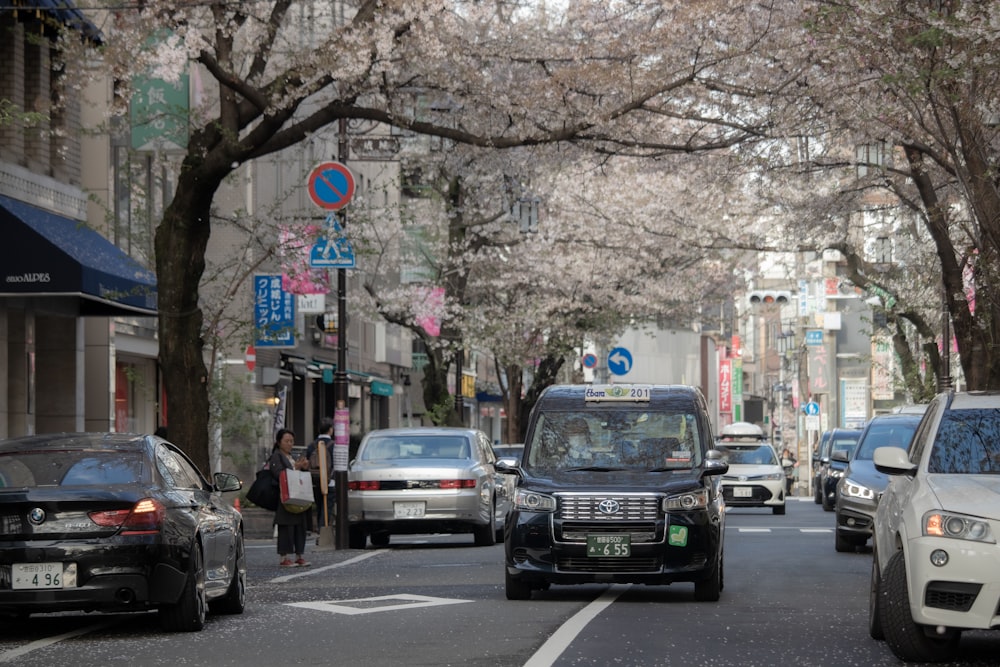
left=246, top=468, right=279, bottom=511
left=279, top=469, right=314, bottom=508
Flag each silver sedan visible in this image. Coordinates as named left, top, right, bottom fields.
left=347, top=427, right=512, bottom=548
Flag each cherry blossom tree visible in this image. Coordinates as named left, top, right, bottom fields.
left=96, top=0, right=793, bottom=470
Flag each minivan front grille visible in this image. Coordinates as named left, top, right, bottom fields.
left=557, top=493, right=660, bottom=521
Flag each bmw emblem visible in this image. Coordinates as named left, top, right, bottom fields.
left=598, top=499, right=620, bottom=515
left=27, top=507, right=46, bottom=525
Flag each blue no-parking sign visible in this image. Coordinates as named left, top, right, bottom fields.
left=308, top=161, right=355, bottom=210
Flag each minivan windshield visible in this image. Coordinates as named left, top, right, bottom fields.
left=525, top=409, right=702, bottom=472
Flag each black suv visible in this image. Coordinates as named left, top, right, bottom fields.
left=498, top=384, right=728, bottom=601
left=813, top=428, right=862, bottom=511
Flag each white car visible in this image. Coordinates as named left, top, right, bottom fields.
left=717, top=422, right=785, bottom=515
left=870, top=391, right=1000, bottom=662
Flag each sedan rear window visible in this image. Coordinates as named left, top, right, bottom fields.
left=360, top=436, right=471, bottom=461
left=928, top=409, right=1000, bottom=474
left=0, top=451, right=144, bottom=487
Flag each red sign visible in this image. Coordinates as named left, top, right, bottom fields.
left=245, top=344, right=256, bottom=371
left=307, top=161, right=355, bottom=210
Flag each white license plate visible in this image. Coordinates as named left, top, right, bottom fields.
left=12, top=562, right=77, bottom=590
left=734, top=486, right=752, bottom=498
left=394, top=501, right=425, bottom=518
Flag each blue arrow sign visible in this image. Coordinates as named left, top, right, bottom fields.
left=310, top=216, right=355, bottom=268
left=607, top=347, right=633, bottom=376
left=805, top=401, right=820, bottom=416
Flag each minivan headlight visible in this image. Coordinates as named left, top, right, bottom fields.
left=514, top=489, right=556, bottom=512
left=663, top=488, right=709, bottom=511
left=923, top=511, right=996, bottom=543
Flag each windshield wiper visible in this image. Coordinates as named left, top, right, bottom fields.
left=562, top=466, right=626, bottom=472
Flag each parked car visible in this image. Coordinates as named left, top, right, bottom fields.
left=814, top=428, right=862, bottom=511
left=870, top=391, right=1000, bottom=662
left=499, top=384, right=728, bottom=601
left=347, top=427, right=511, bottom=548
left=0, top=432, right=245, bottom=631
left=717, top=422, right=785, bottom=515
left=834, top=413, right=921, bottom=552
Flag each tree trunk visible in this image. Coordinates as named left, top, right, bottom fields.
left=154, top=162, right=222, bottom=474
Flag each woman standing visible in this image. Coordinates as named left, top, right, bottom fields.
left=780, top=446, right=799, bottom=496
left=269, top=428, right=312, bottom=567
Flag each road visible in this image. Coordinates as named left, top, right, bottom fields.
left=1, top=499, right=997, bottom=666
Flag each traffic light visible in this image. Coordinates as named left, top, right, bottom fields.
left=748, top=290, right=791, bottom=306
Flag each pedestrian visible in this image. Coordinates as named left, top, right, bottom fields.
left=780, top=446, right=799, bottom=495
left=305, top=418, right=335, bottom=531
left=268, top=428, right=312, bottom=567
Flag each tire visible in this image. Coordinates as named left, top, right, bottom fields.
left=694, top=553, right=722, bottom=602
left=814, top=480, right=822, bottom=504
left=473, top=502, right=497, bottom=546
left=772, top=503, right=786, bottom=515
left=160, top=542, right=207, bottom=632
left=348, top=525, right=367, bottom=549
left=370, top=530, right=391, bottom=547
left=210, top=532, right=246, bottom=615
left=822, top=494, right=833, bottom=512
left=868, top=547, right=884, bottom=640
left=505, top=569, right=532, bottom=600
left=881, top=551, right=960, bottom=662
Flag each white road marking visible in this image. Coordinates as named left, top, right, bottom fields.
left=269, top=549, right=384, bottom=584
left=523, top=584, right=631, bottom=667
left=0, top=620, right=118, bottom=663
left=287, top=593, right=471, bottom=616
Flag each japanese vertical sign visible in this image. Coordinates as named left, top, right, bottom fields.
left=719, top=358, right=732, bottom=413
left=871, top=336, right=895, bottom=400
left=254, top=274, right=296, bottom=347
left=806, top=329, right=829, bottom=394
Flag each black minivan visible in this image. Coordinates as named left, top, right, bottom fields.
left=498, top=384, right=728, bottom=601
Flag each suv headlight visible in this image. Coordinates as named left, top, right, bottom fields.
left=830, top=469, right=845, bottom=479
left=923, top=510, right=996, bottom=543
left=841, top=478, right=875, bottom=500
left=760, top=472, right=783, bottom=481
left=514, top=489, right=556, bottom=512
left=663, top=488, right=709, bottom=511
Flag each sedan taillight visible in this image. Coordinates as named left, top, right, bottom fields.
left=88, top=498, right=165, bottom=534
left=349, top=480, right=381, bottom=490
left=439, top=479, right=476, bottom=489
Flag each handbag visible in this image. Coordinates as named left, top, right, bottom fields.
left=246, top=468, right=280, bottom=511
left=279, top=468, right=314, bottom=509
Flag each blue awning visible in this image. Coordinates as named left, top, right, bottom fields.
left=10, top=0, right=103, bottom=44
left=0, top=194, right=157, bottom=317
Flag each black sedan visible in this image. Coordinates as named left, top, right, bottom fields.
left=0, top=432, right=245, bottom=631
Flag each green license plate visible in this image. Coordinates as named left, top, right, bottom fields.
left=586, top=534, right=631, bottom=557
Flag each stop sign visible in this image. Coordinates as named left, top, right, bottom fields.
left=245, top=345, right=256, bottom=371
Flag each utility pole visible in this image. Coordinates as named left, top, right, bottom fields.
left=333, top=117, right=350, bottom=549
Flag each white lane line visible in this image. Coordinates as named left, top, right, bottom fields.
left=269, top=549, right=385, bottom=584
left=523, top=584, right=631, bottom=667
left=0, top=620, right=118, bottom=663
left=738, top=528, right=772, bottom=533
left=799, top=528, right=833, bottom=533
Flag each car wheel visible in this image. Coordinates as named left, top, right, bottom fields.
left=881, top=551, right=960, bottom=662
left=772, top=503, right=786, bottom=515
left=814, top=482, right=822, bottom=504
left=473, top=502, right=497, bottom=546
left=821, top=493, right=833, bottom=511
left=505, top=569, right=532, bottom=600
left=160, top=541, right=207, bottom=632
left=834, top=527, right=857, bottom=553
left=694, top=553, right=722, bottom=602
left=868, top=547, right=884, bottom=640
left=370, top=530, right=391, bottom=547
left=348, top=525, right=367, bottom=549
left=210, top=532, right=246, bottom=615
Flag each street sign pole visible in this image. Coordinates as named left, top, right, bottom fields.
left=333, top=118, right=350, bottom=550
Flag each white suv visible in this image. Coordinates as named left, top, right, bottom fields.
left=869, top=391, right=1000, bottom=662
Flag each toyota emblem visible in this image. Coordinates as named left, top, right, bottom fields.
left=27, top=507, right=46, bottom=525
left=598, top=499, right=620, bottom=515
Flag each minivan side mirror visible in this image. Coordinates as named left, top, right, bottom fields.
left=703, top=449, right=729, bottom=476
left=831, top=450, right=849, bottom=463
